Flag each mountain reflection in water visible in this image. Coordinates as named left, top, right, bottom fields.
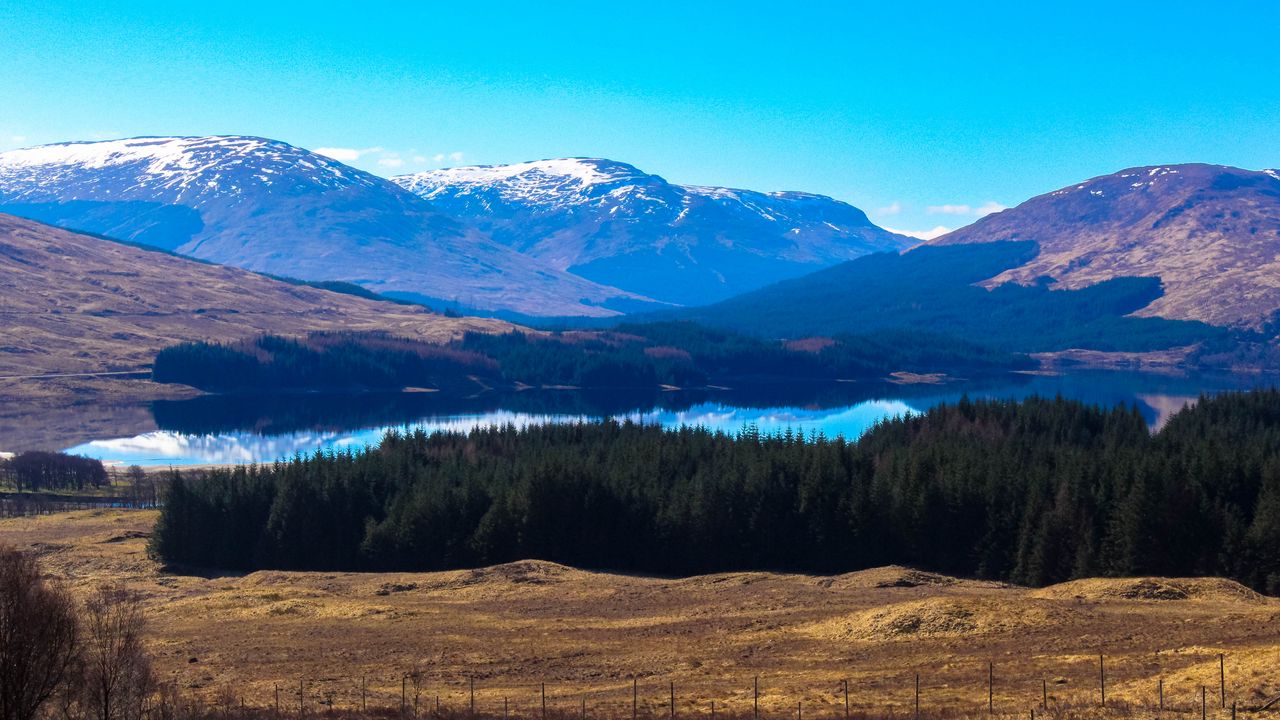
left=64, top=371, right=1269, bottom=466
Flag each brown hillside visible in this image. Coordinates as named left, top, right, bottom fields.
left=0, top=213, right=514, bottom=385
left=932, top=164, right=1280, bottom=328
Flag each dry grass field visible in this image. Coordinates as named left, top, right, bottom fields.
left=5, top=509, right=1280, bottom=719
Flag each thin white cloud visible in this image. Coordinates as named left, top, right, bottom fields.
left=378, top=156, right=405, bottom=169
left=928, top=201, right=1007, bottom=217
left=432, top=153, right=446, bottom=163
left=885, top=225, right=952, bottom=241
left=449, top=151, right=464, bottom=162
left=10, top=135, right=26, bottom=144
left=315, top=147, right=361, bottom=161
left=974, top=201, right=1007, bottom=217
left=877, top=201, right=902, bottom=216
left=314, top=146, right=383, bottom=162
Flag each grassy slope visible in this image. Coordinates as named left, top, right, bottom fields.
left=0, top=214, right=515, bottom=382
left=6, top=509, right=1277, bottom=718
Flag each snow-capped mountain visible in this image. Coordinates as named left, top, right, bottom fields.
left=0, top=137, right=648, bottom=317
left=931, top=164, right=1280, bottom=328
left=395, top=158, right=912, bottom=306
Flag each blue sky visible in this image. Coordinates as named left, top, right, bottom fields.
left=1, top=2, right=1277, bottom=237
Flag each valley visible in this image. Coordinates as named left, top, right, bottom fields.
left=4, top=10, right=1278, bottom=720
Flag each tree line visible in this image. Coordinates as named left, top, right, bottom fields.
left=0, top=451, right=108, bottom=492
left=150, top=390, right=1280, bottom=593
left=150, top=323, right=1031, bottom=393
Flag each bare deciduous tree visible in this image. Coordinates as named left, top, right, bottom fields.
left=0, top=547, right=80, bottom=720
left=80, top=586, right=153, bottom=720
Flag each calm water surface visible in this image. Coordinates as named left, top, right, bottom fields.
left=62, top=370, right=1273, bottom=466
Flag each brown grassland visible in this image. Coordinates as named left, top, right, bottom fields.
left=5, top=509, right=1280, bottom=719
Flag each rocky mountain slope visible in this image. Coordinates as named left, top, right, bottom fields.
left=932, top=164, right=1280, bottom=329
left=395, top=158, right=912, bottom=305
left=0, top=137, right=646, bottom=317
left=0, top=213, right=513, bottom=381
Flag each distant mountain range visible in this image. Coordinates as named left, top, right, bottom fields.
left=394, top=159, right=911, bottom=305
left=0, top=137, right=907, bottom=315
left=0, top=136, right=650, bottom=317
left=4, top=135, right=1280, bottom=364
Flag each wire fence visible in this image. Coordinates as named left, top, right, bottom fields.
left=157, top=652, right=1277, bottom=720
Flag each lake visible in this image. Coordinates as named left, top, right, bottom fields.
left=53, top=369, right=1274, bottom=467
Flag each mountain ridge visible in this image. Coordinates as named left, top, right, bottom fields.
left=394, top=157, right=912, bottom=305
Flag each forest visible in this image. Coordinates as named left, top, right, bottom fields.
left=150, top=323, right=1031, bottom=393
left=151, top=390, right=1280, bottom=593
left=663, top=242, right=1231, bottom=353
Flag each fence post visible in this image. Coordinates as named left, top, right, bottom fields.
left=843, top=679, right=849, bottom=720
left=1202, top=686, right=1207, bottom=720
left=754, top=676, right=759, bottom=720
left=1159, top=677, right=1164, bottom=712
left=633, top=678, right=638, bottom=720
left=914, top=673, right=920, bottom=720
left=362, top=677, right=368, bottom=713
left=712, top=700, right=716, bottom=720
left=1220, top=653, right=1226, bottom=708
left=988, top=662, right=994, bottom=714
left=471, top=677, right=476, bottom=716
left=1042, top=677, right=1047, bottom=709
left=542, top=683, right=547, bottom=720
left=582, top=696, right=586, bottom=720
left=402, top=676, right=407, bottom=718
left=1099, top=654, right=1105, bottom=707
left=670, top=681, right=675, bottom=720
left=797, top=701, right=801, bottom=720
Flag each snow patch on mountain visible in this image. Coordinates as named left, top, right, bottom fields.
left=393, top=157, right=912, bottom=306
left=0, top=136, right=377, bottom=205
left=0, top=137, right=650, bottom=317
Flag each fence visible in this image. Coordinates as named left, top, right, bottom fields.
left=160, top=652, right=1278, bottom=720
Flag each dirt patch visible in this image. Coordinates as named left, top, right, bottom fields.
left=805, top=597, right=1054, bottom=641
left=460, top=559, right=580, bottom=586
left=375, top=582, right=419, bottom=596
left=101, top=530, right=152, bottom=543
left=823, top=565, right=1006, bottom=591
left=1032, top=577, right=1270, bottom=604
